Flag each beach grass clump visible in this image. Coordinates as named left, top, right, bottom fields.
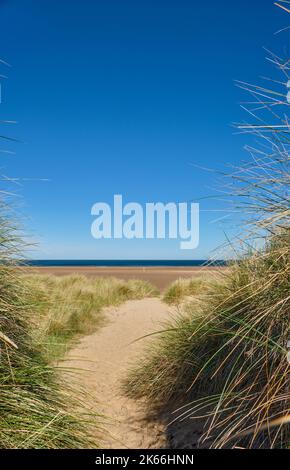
left=23, top=274, right=159, bottom=360
left=125, top=279, right=225, bottom=404
left=0, top=90, right=104, bottom=447
left=0, top=256, right=101, bottom=447
left=0, top=265, right=158, bottom=447
left=126, top=233, right=289, bottom=448
left=163, top=276, right=216, bottom=305
left=125, top=51, right=290, bottom=447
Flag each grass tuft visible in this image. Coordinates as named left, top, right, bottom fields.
left=0, top=265, right=102, bottom=448
left=125, top=236, right=290, bottom=448
left=163, top=276, right=217, bottom=305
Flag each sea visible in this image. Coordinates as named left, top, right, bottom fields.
left=24, top=260, right=227, bottom=267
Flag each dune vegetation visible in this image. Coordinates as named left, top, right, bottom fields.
left=0, top=214, right=158, bottom=449
left=0, top=263, right=158, bottom=448
left=0, top=69, right=158, bottom=447
left=0, top=224, right=101, bottom=447
left=23, top=274, right=159, bottom=361
left=125, top=235, right=289, bottom=448
left=125, top=28, right=290, bottom=448
left=163, top=275, right=218, bottom=305
left=1, top=0, right=289, bottom=452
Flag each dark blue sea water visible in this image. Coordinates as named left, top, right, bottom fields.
left=25, top=260, right=227, bottom=267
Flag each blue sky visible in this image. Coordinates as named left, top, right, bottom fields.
left=0, top=0, right=287, bottom=259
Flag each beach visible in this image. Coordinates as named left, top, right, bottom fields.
left=24, top=266, right=221, bottom=291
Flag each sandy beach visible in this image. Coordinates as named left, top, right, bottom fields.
left=25, top=266, right=221, bottom=291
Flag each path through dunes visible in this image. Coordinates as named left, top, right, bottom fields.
left=63, top=298, right=172, bottom=449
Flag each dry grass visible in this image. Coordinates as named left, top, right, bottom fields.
left=125, top=235, right=289, bottom=448
left=163, top=275, right=218, bottom=305
left=0, top=267, right=158, bottom=448
left=125, top=8, right=290, bottom=448
left=0, top=262, right=103, bottom=448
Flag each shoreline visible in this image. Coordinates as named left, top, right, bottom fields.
left=23, top=266, right=223, bottom=290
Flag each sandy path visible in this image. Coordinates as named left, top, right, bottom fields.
left=63, top=298, right=172, bottom=449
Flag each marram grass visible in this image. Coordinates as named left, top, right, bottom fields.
left=24, top=274, right=159, bottom=360
left=125, top=42, right=290, bottom=448
left=125, top=234, right=290, bottom=448
left=0, top=263, right=100, bottom=448
left=0, top=268, right=158, bottom=448
left=163, top=275, right=218, bottom=305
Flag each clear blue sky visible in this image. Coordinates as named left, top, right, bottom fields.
left=0, top=0, right=287, bottom=259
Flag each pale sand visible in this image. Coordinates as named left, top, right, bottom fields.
left=25, top=266, right=221, bottom=291
left=63, top=298, right=170, bottom=448
left=63, top=297, right=204, bottom=449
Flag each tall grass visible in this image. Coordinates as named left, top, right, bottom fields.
left=1, top=250, right=158, bottom=446
left=0, top=228, right=103, bottom=447
left=24, top=274, right=159, bottom=360
left=163, top=276, right=217, bottom=305
left=0, top=73, right=105, bottom=447
left=126, top=169, right=289, bottom=450
left=125, top=9, right=290, bottom=449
